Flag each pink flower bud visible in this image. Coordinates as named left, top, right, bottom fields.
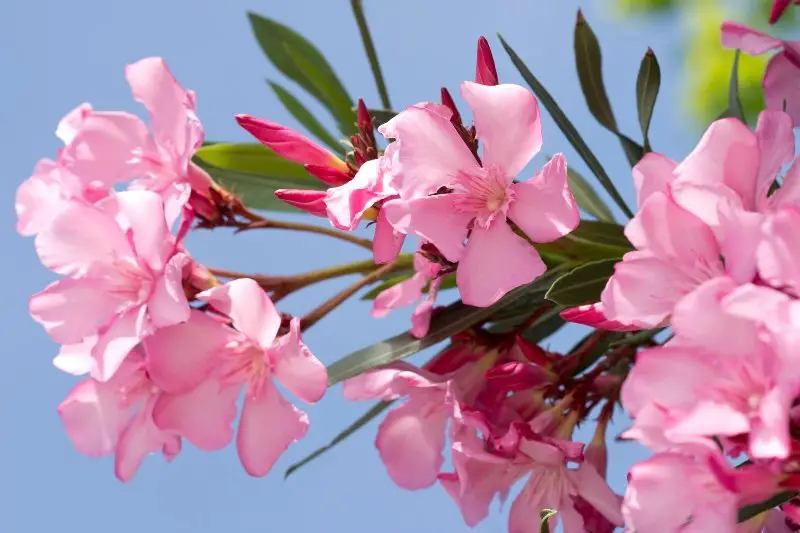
left=235, top=114, right=348, bottom=172
left=476, top=36, right=499, bottom=86
left=769, top=0, right=799, bottom=24
left=274, top=188, right=328, bottom=217
left=305, top=164, right=351, bottom=186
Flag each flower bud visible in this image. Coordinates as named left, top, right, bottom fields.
left=476, top=36, right=499, bottom=86
left=274, top=189, right=329, bottom=217
left=305, top=164, right=351, bottom=186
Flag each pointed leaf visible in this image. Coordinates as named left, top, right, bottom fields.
left=327, top=265, right=570, bottom=385
left=636, top=48, right=661, bottom=152
left=545, top=258, right=619, bottom=306
left=498, top=34, right=634, bottom=218
left=738, top=491, right=796, bottom=523
left=247, top=13, right=356, bottom=135
left=268, top=81, right=344, bottom=154
left=195, top=143, right=311, bottom=178
left=536, top=220, right=632, bottom=262
left=565, top=163, right=615, bottom=222
left=284, top=400, right=393, bottom=479
left=719, top=50, right=746, bottom=123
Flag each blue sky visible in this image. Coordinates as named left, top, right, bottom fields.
left=1, top=1, right=723, bottom=531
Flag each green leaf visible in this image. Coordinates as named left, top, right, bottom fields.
left=327, top=266, right=570, bottom=385
left=636, top=48, right=661, bottom=152
left=540, top=509, right=558, bottom=533
left=567, top=330, right=626, bottom=376
left=368, top=108, right=398, bottom=126
left=537, top=220, right=632, bottom=262
left=545, top=258, right=619, bottom=306
left=268, top=81, right=344, bottom=154
left=193, top=143, right=326, bottom=213
left=719, top=50, right=746, bottom=123
left=564, top=163, right=616, bottom=222
left=574, top=11, right=644, bottom=167
left=737, top=491, right=796, bottom=523
left=490, top=306, right=566, bottom=343
left=498, top=34, right=634, bottom=218
left=247, top=13, right=356, bottom=135
left=350, top=0, right=392, bottom=109
left=285, top=401, right=393, bottom=479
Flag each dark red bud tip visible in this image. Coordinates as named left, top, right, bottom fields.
left=440, top=88, right=462, bottom=125
left=769, top=0, right=792, bottom=23
left=357, top=99, right=371, bottom=129
left=476, top=36, right=499, bottom=86
left=576, top=8, right=585, bottom=24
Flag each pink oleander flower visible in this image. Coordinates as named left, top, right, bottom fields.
left=722, top=22, right=800, bottom=127
left=58, top=347, right=181, bottom=481
left=621, top=277, right=799, bottom=458
left=440, top=422, right=622, bottom=533
left=371, top=243, right=444, bottom=338
left=146, top=278, right=327, bottom=477
left=770, top=0, right=800, bottom=23
left=623, top=451, right=777, bottom=533
left=381, top=82, right=579, bottom=307
left=30, top=190, right=191, bottom=382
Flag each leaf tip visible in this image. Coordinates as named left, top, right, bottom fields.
left=646, top=47, right=654, bottom=56
left=576, top=8, right=585, bottom=24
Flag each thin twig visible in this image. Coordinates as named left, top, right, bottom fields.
left=351, top=0, right=392, bottom=109
left=300, top=261, right=400, bottom=331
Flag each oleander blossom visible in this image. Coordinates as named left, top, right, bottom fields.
left=381, top=81, right=580, bottom=307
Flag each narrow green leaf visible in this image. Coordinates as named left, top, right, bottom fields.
left=285, top=401, right=393, bottom=478
left=327, top=266, right=570, bottom=385
left=737, top=491, right=796, bottom=523
left=350, top=0, right=392, bottom=109
left=574, top=10, right=617, bottom=131
left=567, top=330, right=626, bottom=376
left=368, top=108, right=398, bottom=127
left=268, top=81, right=344, bottom=154
left=636, top=48, right=661, bottom=152
left=719, top=50, right=746, bottom=123
left=247, top=13, right=356, bottom=135
left=540, top=509, right=558, bottom=533
left=574, top=11, right=644, bottom=167
left=545, top=258, right=619, bottom=306
left=193, top=144, right=326, bottom=213
left=498, top=34, right=634, bottom=218
left=536, top=220, right=632, bottom=262
left=564, top=163, right=616, bottom=222
left=569, top=220, right=632, bottom=249
left=490, top=306, right=566, bottom=342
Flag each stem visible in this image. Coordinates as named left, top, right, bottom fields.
left=301, top=261, right=400, bottom=331
left=236, top=207, right=373, bottom=251
left=351, top=0, right=392, bottom=109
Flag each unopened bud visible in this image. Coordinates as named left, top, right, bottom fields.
left=357, top=99, right=373, bottom=131
left=305, top=164, right=351, bottom=186
left=476, top=36, right=499, bottom=86
left=274, top=189, right=329, bottom=217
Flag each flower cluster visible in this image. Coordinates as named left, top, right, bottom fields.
left=17, top=58, right=326, bottom=480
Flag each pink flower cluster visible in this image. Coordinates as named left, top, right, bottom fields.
left=16, top=57, right=326, bottom=480
left=564, top=103, right=800, bottom=529
left=237, top=38, right=580, bottom=335
left=344, top=332, right=624, bottom=533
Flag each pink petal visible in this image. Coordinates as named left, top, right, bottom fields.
left=153, top=379, right=239, bottom=451
left=271, top=318, right=327, bottom=404
left=372, top=207, right=406, bottom=264
left=764, top=53, right=800, bottom=128
left=507, top=153, right=579, bottom=243
left=378, top=103, right=481, bottom=198
left=342, top=362, right=444, bottom=401
left=114, top=399, right=174, bottom=482
left=143, top=310, right=234, bottom=393
left=15, top=161, right=72, bottom=237
left=509, top=471, right=564, bottom=533
left=91, top=308, right=146, bottom=382
left=54, top=337, right=98, bottom=376
left=717, top=206, right=764, bottom=283
left=754, top=110, right=795, bottom=211
left=148, top=252, right=191, bottom=329
left=667, top=401, right=751, bottom=440
left=34, top=202, right=132, bottom=276
left=56, top=103, right=93, bottom=144
left=632, top=152, right=677, bottom=208
left=674, top=117, right=760, bottom=210
left=235, top=114, right=346, bottom=171
left=126, top=56, right=203, bottom=165
left=569, top=464, right=624, bottom=526
left=721, top=21, right=784, bottom=55
left=58, top=378, right=130, bottom=456
left=61, top=111, right=153, bottom=189
left=770, top=158, right=800, bottom=209
left=669, top=181, right=745, bottom=230
left=461, top=81, right=542, bottom=178
left=274, top=188, right=329, bottom=217
left=386, top=195, right=471, bottom=263
left=376, top=394, right=449, bottom=490
left=325, top=159, right=388, bottom=230
left=457, top=220, right=546, bottom=307
left=751, top=387, right=792, bottom=459
left=29, top=278, right=116, bottom=344
left=559, top=303, right=640, bottom=331
left=198, top=278, right=280, bottom=349
left=759, top=209, right=800, bottom=295
left=115, top=190, right=172, bottom=271
left=410, top=276, right=441, bottom=338
left=372, top=273, right=429, bottom=319
left=237, top=380, right=309, bottom=477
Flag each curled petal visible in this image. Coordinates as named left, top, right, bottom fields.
left=560, top=303, right=640, bottom=331
left=198, top=278, right=280, bottom=349
left=272, top=318, right=328, bottom=404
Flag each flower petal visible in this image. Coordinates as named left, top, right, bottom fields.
left=272, top=318, right=327, bottom=404
left=764, top=52, right=800, bottom=129
left=148, top=253, right=191, bottom=329
left=507, top=153, right=579, bottom=243
left=754, top=109, right=795, bottom=211
left=114, top=399, right=174, bottom=482
left=198, top=278, right=280, bottom=349
left=372, top=273, right=429, bottom=319
left=386, top=195, right=471, bottom=263
left=58, top=378, right=130, bottom=456
left=115, top=190, right=172, bottom=270
left=457, top=221, right=546, bottom=307
left=721, top=21, right=784, bottom=55
left=29, top=278, right=116, bottom=344
left=91, top=308, right=146, bottom=382
left=237, top=380, right=309, bottom=477
left=759, top=209, right=800, bottom=295
left=461, top=81, right=542, bottom=178
left=632, top=152, right=677, bottom=208
left=325, top=159, right=387, bottom=230
left=372, top=207, right=406, bottom=264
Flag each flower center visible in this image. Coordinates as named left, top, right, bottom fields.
left=103, top=258, right=154, bottom=305
left=220, top=340, right=271, bottom=394
left=452, top=166, right=514, bottom=229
